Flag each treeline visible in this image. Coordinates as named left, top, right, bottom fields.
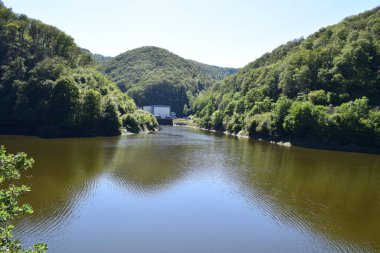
left=0, top=3, right=157, bottom=137
left=192, top=7, right=380, bottom=147
left=99, top=46, right=237, bottom=116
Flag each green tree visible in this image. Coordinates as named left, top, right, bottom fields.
left=49, top=77, right=80, bottom=128
left=80, top=89, right=102, bottom=133
left=122, top=113, right=140, bottom=133
left=330, top=97, right=371, bottom=144
left=272, top=96, right=293, bottom=134
left=308, top=90, right=328, bottom=105
left=100, top=99, right=121, bottom=135
left=283, top=101, right=316, bottom=137
left=211, top=110, right=224, bottom=131
left=0, top=146, right=47, bottom=252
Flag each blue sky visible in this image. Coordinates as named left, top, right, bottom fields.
left=4, top=0, right=378, bottom=67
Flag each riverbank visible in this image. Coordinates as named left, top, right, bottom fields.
left=121, top=127, right=158, bottom=136
left=174, top=119, right=380, bottom=154
left=0, top=126, right=158, bottom=138
left=173, top=118, right=196, bottom=127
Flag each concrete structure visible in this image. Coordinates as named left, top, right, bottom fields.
left=143, top=105, right=172, bottom=118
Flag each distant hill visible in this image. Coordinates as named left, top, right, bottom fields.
left=97, top=46, right=237, bottom=116
left=187, top=59, right=238, bottom=80
left=0, top=3, right=157, bottom=137
left=193, top=7, right=380, bottom=148
left=92, top=53, right=112, bottom=64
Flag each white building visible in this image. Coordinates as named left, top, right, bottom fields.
left=143, top=105, right=172, bottom=118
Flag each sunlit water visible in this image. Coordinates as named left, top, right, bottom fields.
left=1, top=126, right=380, bottom=252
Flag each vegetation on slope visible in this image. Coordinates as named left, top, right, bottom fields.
left=100, top=46, right=237, bottom=116
left=187, top=59, right=238, bottom=81
left=92, top=53, right=112, bottom=65
left=192, top=7, right=380, bottom=147
left=0, top=3, right=158, bottom=137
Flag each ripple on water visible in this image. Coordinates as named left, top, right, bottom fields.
left=4, top=127, right=380, bottom=252
left=15, top=176, right=100, bottom=246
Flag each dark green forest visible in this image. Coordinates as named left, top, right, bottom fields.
left=99, top=46, right=237, bottom=116
left=192, top=7, right=380, bottom=147
left=0, top=2, right=158, bottom=137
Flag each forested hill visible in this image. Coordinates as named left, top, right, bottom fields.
left=193, top=7, right=380, bottom=148
left=186, top=59, right=238, bottom=81
left=0, top=3, right=158, bottom=137
left=99, top=46, right=238, bottom=116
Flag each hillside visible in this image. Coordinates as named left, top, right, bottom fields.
left=186, top=59, right=238, bottom=81
left=99, top=46, right=237, bottom=116
left=193, top=7, right=380, bottom=148
left=0, top=3, right=157, bottom=137
left=93, top=53, right=112, bottom=64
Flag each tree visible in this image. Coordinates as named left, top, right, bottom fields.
left=80, top=89, right=102, bottom=133
left=272, top=96, right=293, bottom=134
left=283, top=101, right=316, bottom=137
left=49, top=77, right=80, bottom=129
left=0, top=146, right=47, bottom=252
left=99, top=99, right=121, bottom=135
left=211, top=110, right=224, bottom=131
left=308, top=90, right=328, bottom=105
left=122, top=113, right=140, bottom=133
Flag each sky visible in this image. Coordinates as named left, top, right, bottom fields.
left=3, top=0, right=379, bottom=68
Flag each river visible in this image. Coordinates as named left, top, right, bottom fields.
left=1, top=126, right=380, bottom=252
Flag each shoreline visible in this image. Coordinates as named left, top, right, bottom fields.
left=0, top=128, right=158, bottom=139
left=121, top=128, right=158, bottom=136
left=174, top=123, right=380, bottom=155
left=3, top=122, right=380, bottom=154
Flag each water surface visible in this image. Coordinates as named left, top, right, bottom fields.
left=1, top=126, right=380, bottom=252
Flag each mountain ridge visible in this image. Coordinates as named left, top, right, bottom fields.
left=96, top=46, right=238, bottom=115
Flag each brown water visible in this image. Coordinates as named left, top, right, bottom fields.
left=1, top=126, right=380, bottom=253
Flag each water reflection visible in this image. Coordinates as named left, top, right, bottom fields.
left=1, top=127, right=380, bottom=252
left=1, top=136, right=118, bottom=242
left=224, top=138, right=380, bottom=252
left=105, top=134, right=188, bottom=194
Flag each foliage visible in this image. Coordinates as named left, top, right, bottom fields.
left=0, top=146, right=47, bottom=253
left=283, top=101, right=322, bottom=138
left=99, top=46, right=237, bottom=116
left=122, top=109, right=159, bottom=133
left=0, top=3, right=157, bottom=136
left=192, top=7, right=380, bottom=147
left=308, top=90, right=328, bottom=105
left=99, top=99, right=122, bottom=136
